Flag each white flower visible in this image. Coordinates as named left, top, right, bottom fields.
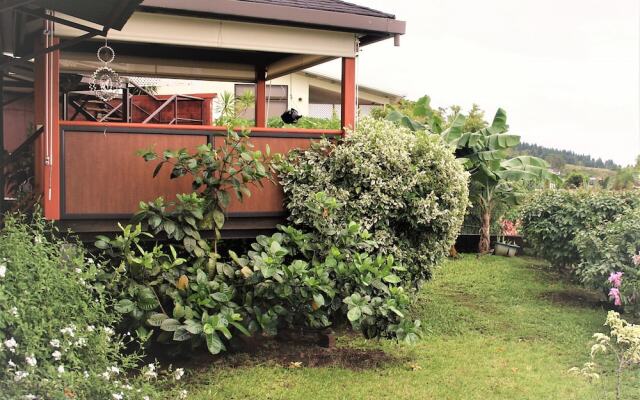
left=101, top=371, right=111, bottom=380
left=74, top=337, right=87, bottom=347
left=9, top=307, right=18, bottom=317
left=87, top=325, right=95, bottom=332
left=14, top=370, right=29, bottom=381
left=57, top=365, right=65, bottom=374
left=4, top=337, right=18, bottom=352
left=75, top=267, right=82, bottom=274
left=60, top=325, right=76, bottom=337
left=0, top=263, right=6, bottom=278
left=22, top=395, right=37, bottom=400
left=174, top=368, right=185, bottom=381
left=108, top=366, right=120, bottom=375
left=52, top=350, right=62, bottom=361
left=143, top=363, right=157, bottom=380
left=104, top=327, right=115, bottom=336
left=49, top=339, right=61, bottom=348
left=112, top=393, right=123, bottom=400
left=178, top=389, right=188, bottom=399
left=143, top=396, right=150, bottom=400
left=8, top=359, right=16, bottom=368
left=83, top=370, right=89, bottom=379
left=25, top=355, right=37, bottom=367
left=34, top=236, right=42, bottom=244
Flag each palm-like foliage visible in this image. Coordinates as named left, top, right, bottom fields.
left=441, top=109, right=559, bottom=252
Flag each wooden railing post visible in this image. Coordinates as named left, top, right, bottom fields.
left=341, top=57, right=356, bottom=132
left=255, top=66, right=266, bottom=127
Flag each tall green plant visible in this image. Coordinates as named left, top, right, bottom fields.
left=137, top=129, right=271, bottom=246
left=440, top=108, right=558, bottom=253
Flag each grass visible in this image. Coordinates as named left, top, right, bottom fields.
left=168, top=255, right=639, bottom=399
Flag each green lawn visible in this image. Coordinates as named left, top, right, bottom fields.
left=168, top=255, right=639, bottom=400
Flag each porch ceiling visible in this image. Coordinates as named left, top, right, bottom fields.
left=1, top=0, right=142, bottom=58
left=56, top=11, right=356, bottom=81
left=59, top=40, right=331, bottom=82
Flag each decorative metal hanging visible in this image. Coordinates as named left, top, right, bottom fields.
left=90, top=39, right=121, bottom=102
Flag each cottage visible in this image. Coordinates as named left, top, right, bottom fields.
left=1, top=0, right=405, bottom=237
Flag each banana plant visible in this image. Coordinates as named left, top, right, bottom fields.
left=442, top=108, right=559, bottom=253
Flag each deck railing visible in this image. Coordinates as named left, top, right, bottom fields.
left=57, top=121, right=342, bottom=231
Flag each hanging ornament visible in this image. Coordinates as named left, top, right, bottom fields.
left=90, top=39, right=121, bottom=102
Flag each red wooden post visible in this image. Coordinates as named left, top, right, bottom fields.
left=34, top=35, right=60, bottom=220
left=255, top=66, right=267, bottom=127
left=341, top=57, right=356, bottom=131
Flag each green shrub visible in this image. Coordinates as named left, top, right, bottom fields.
left=519, top=190, right=639, bottom=268
left=97, top=194, right=421, bottom=355
left=0, top=213, right=156, bottom=399
left=277, top=117, right=469, bottom=284
left=267, top=116, right=341, bottom=130
left=573, top=208, right=640, bottom=312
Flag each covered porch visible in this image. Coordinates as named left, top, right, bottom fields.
left=1, top=0, right=405, bottom=237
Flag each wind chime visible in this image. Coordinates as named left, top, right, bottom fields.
left=90, top=39, right=121, bottom=102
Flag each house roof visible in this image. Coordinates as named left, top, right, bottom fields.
left=234, top=0, right=395, bottom=19
left=140, top=0, right=405, bottom=45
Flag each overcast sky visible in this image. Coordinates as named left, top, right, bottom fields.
left=311, top=0, right=640, bottom=166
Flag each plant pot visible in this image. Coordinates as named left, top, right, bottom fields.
left=494, top=242, right=520, bottom=257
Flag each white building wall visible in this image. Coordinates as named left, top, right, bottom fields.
left=149, top=72, right=393, bottom=121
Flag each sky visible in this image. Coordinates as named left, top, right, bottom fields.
left=310, top=0, right=640, bottom=166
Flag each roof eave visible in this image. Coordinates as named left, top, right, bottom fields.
left=140, top=0, right=406, bottom=41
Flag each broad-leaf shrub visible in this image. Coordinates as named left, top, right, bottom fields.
left=574, top=208, right=640, bottom=313
left=0, top=214, right=155, bottom=399
left=277, top=118, right=469, bottom=284
left=137, top=129, right=271, bottom=242
left=98, top=195, right=421, bottom=354
left=519, top=190, right=639, bottom=268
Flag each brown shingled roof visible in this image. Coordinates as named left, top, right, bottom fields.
left=233, top=0, right=395, bottom=19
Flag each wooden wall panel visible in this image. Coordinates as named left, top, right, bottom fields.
left=63, top=132, right=206, bottom=215
left=226, top=137, right=316, bottom=214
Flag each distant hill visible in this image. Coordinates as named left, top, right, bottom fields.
left=514, top=142, right=620, bottom=171
left=564, top=164, right=616, bottom=179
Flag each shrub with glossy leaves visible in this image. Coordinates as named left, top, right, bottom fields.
left=277, top=118, right=469, bottom=284
left=519, top=190, right=639, bottom=269
left=98, top=199, right=422, bottom=355
left=573, top=208, right=640, bottom=314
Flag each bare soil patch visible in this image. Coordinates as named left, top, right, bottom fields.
left=157, top=333, right=404, bottom=371
left=541, top=288, right=605, bottom=308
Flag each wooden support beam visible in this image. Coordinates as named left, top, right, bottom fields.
left=0, top=74, right=5, bottom=214
left=255, top=66, right=266, bottom=127
left=341, top=57, right=356, bottom=131
left=34, top=35, right=61, bottom=220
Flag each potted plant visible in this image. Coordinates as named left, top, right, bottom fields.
left=494, top=235, right=520, bottom=257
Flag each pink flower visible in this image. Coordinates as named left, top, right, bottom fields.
left=500, top=219, right=520, bottom=236
left=632, top=252, right=640, bottom=267
left=608, top=272, right=623, bottom=288
left=609, top=288, right=622, bottom=306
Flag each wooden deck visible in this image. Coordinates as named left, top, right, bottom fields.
left=57, top=121, right=342, bottom=238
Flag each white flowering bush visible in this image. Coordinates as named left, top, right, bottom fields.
left=277, top=118, right=469, bottom=284
left=0, top=213, right=158, bottom=399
